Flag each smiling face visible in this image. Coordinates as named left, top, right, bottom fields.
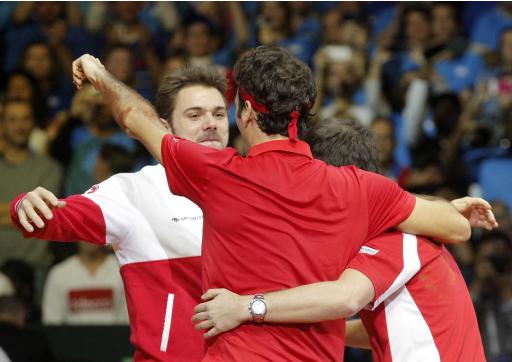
left=170, top=85, right=229, bottom=149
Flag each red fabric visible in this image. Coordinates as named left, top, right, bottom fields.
left=122, top=257, right=205, bottom=362
left=239, top=89, right=269, bottom=113
left=288, top=110, right=299, bottom=141
left=161, top=134, right=415, bottom=361
left=350, top=233, right=485, bottom=362
left=68, top=289, right=114, bottom=312
left=10, top=193, right=107, bottom=244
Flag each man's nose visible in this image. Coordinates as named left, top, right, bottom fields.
left=203, top=113, right=217, bottom=130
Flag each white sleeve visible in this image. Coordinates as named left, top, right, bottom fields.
left=82, top=176, right=137, bottom=245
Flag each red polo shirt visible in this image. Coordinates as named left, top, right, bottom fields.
left=161, top=134, right=415, bottom=362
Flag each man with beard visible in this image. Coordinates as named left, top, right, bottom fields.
left=10, top=66, right=229, bottom=361
left=0, top=99, right=62, bottom=268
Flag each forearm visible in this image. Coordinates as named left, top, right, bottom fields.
left=87, top=67, right=167, bottom=161
left=257, top=269, right=374, bottom=324
left=345, top=319, right=371, bottom=349
left=11, top=193, right=107, bottom=243
left=398, top=196, right=471, bottom=244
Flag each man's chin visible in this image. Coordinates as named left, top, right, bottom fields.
left=199, top=140, right=224, bottom=149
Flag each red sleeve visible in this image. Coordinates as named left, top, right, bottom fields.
left=347, top=233, right=406, bottom=308
left=10, top=193, right=107, bottom=244
left=348, top=233, right=441, bottom=309
left=161, top=133, right=236, bottom=205
left=358, top=170, right=416, bottom=240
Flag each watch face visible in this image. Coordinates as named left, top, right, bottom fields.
left=252, top=300, right=266, bottom=314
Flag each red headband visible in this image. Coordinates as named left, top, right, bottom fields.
left=239, top=89, right=299, bottom=142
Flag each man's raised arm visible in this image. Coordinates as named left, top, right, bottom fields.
left=72, top=54, right=168, bottom=162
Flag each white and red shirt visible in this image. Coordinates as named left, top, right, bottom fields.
left=348, top=232, right=485, bottom=362
left=11, top=165, right=206, bottom=361
left=42, top=254, right=128, bottom=325
left=161, top=136, right=416, bottom=361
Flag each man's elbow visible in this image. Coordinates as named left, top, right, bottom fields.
left=449, top=217, right=471, bottom=243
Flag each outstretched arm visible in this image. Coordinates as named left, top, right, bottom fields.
left=72, top=54, right=168, bottom=162
left=11, top=180, right=135, bottom=245
left=397, top=196, right=498, bottom=244
left=11, top=187, right=107, bottom=244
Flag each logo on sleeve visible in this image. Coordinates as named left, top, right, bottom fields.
left=172, top=215, right=203, bottom=223
left=85, top=184, right=99, bottom=194
left=359, top=246, right=379, bottom=255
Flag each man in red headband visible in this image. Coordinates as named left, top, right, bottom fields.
left=72, top=47, right=471, bottom=361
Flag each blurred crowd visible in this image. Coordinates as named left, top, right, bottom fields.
left=0, top=2, right=511, bottom=361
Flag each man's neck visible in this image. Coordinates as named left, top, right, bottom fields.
left=247, top=132, right=289, bottom=148
left=2, top=145, right=30, bottom=165
left=78, top=252, right=108, bottom=276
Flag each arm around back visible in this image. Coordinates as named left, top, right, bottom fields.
left=397, top=197, right=471, bottom=244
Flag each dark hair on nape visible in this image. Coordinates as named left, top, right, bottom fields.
left=305, top=118, right=380, bottom=173
left=155, top=66, right=227, bottom=122
left=233, top=46, right=316, bottom=138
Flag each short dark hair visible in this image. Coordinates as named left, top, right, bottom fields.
left=155, top=66, right=227, bottom=123
left=233, top=46, right=316, bottom=138
left=305, top=118, right=380, bottom=172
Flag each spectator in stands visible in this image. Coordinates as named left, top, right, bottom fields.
left=1, top=70, right=51, bottom=154
left=370, top=116, right=404, bottom=182
left=62, top=84, right=135, bottom=195
left=173, top=4, right=247, bottom=71
left=42, top=242, right=128, bottom=325
left=491, top=200, right=512, bottom=241
left=0, top=260, right=40, bottom=324
left=471, top=231, right=512, bottom=361
left=93, top=143, right=136, bottom=184
left=0, top=272, right=13, bottom=297
left=468, top=28, right=512, bottom=149
left=0, top=296, right=53, bottom=362
left=4, top=2, right=90, bottom=73
left=102, top=44, right=155, bottom=102
left=383, top=4, right=432, bottom=81
left=472, top=3, right=512, bottom=54
left=314, top=46, right=372, bottom=126
left=251, top=2, right=319, bottom=64
left=159, top=50, right=187, bottom=84
left=427, top=2, right=483, bottom=94
left=190, top=2, right=248, bottom=63
left=20, top=41, right=73, bottom=118
left=0, top=99, right=62, bottom=268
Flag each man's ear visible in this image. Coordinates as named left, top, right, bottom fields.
left=159, top=117, right=171, bottom=130
left=240, top=101, right=255, bottom=129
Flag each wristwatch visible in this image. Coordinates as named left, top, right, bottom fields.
left=249, top=294, right=267, bottom=323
